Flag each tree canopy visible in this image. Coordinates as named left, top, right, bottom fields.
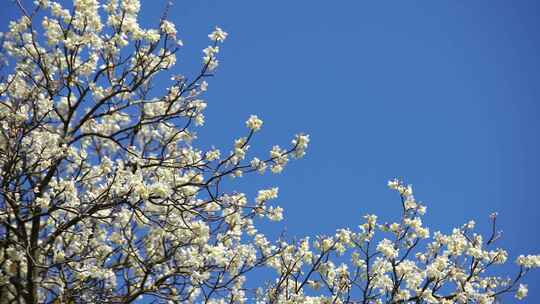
left=0, top=1, right=538, bottom=303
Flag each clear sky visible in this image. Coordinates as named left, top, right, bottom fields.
left=2, top=0, right=540, bottom=302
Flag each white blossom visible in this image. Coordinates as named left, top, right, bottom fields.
left=516, top=284, right=528, bottom=300
left=246, top=115, right=263, bottom=132
left=209, top=26, right=228, bottom=42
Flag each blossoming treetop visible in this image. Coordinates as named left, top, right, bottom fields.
left=0, top=0, right=537, bottom=303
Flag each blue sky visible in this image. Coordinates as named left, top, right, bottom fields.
left=3, top=0, right=540, bottom=302
left=171, top=1, right=540, bottom=299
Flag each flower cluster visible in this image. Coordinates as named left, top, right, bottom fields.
left=246, top=114, right=263, bottom=132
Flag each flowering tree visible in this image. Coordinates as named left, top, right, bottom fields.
left=0, top=1, right=538, bottom=303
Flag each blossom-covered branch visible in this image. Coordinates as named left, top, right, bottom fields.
left=258, top=179, right=539, bottom=303
left=0, top=1, right=307, bottom=302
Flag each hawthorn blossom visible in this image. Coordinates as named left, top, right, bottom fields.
left=246, top=114, right=263, bottom=132
left=377, top=238, right=399, bottom=259
left=209, top=26, right=228, bottom=42
left=517, top=284, right=528, bottom=300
